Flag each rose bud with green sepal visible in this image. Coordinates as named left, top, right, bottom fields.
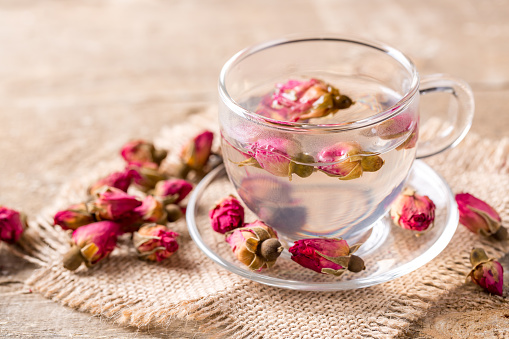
left=121, top=140, right=167, bottom=167
left=390, top=188, right=436, bottom=232
left=165, top=204, right=184, bottom=222
left=0, top=206, right=27, bottom=244
left=180, top=130, right=214, bottom=172
left=288, top=238, right=364, bottom=276
left=88, top=168, right=141, bottom=196
left=153, top=179, right=193, bottom=205
left=129, top=163, right=169, bottom=192
left=455, top=193, right=507, bottom=240
left=133, top=223, right=179, bottom=262
left=209, top=195, right=245, bottom=234
left=93, top=187, right=142, bottom=221
left=54, top=203, right=95, bottom=231
left=133, top=195, right=167, bottom=224
left=317, top=142, right=364, bottom=180
left=63, top=221, right=122, bottom=271
left=225, top=220, right=284, bottom=271
left=466, top=248, right=504, bottom=296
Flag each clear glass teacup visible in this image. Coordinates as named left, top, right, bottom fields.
left=218, top=35, right=474, bottom=243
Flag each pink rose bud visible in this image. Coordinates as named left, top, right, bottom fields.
left=63, top=221, right=122, bottom=270
left=93, top=187, right=142, bottom=220
left=0, top=206, right=27, bottom=244
left=133, top=223, right=179, bottom=262
left=153, top=179, right=193, bottom=204
left=376, top=113, right=415, bottom=140
left=54, top=203, right=95, bottom=230
left=317, top=142, right=364, bottom=180
left=467, top=248, right=504, bottom=296
left=289, top=238, right=365, bottom=276
left=225, top=220, right=283, bottom=271
left=133, top=195, right=167, bottom=224
left=88, top=168, right=141, bottom=195
left=129, top=163, right=168, bottom=192
left=390, top=188, right=436, bottom=232
left=180, top=131, right=214, bottom=171
left=455, top=193, right=507, bottom=240
left=120, top=140, right=167, bottom=167
left=256, top=78, right=353, bottom=122
left=209, top=195, right=245, bottom=234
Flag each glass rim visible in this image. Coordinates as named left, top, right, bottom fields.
left=218, top=34, right=420, bottom=132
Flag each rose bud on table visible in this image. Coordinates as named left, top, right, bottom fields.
left=93, top=187, right=142, bottom=221
left=466, top=248, right=504, bottom=296
left=289, top=238, right=364, bottom=276
left=88, top=168, right=141, bottom=196
left=164, top=204, right=185, bottom=222
left=180, top=130, right=214, bottom=174
left=129, top=163, right=169, bottom=192
left=225, top=220, right=284, bottom=270
left=209, top=195, right=244, bottom=234
left=63, top=221, right=122, bottom=271
left=390, top=188, right=435, bottom=232
left=455, top=192, right=507, bottom=240
left=54, top=203, right=95, bottom=231
left=0, top=206, right=27, bottom=244
left=153, top=179, right=193, bottom=205
left=133, top=223, right=179, bottom=262
left=133, top=195, right=167, bottom=224
left=121, top=139, right=168, bottom=167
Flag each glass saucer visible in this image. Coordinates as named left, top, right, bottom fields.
left=186, top=160, right=458, bottom=291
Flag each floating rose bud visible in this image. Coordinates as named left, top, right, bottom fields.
left=317, top=142, right=364, bottom=180
left=63, top=221, right=121, bottom=270
left=133, top=224, right=179, bottom=262
left=180, top=131, right=214, bottom=171
left=455, top=193, right=507, bottom=240
left=133, top=195, right=167, bottom=224
left=153, top=179, right=193, bottom=204
left=256, top=78, right=353, bottom=122
left=390, top=188, right=435, bottom=232
left=209, top=195, right=245, bottom=234
left=289, top=238, right=364, bottom=276
left=360, top=153, right=385, bottom=172
left=376, top=113, right=414, bottom=140
left=54, top=203, right=95, bottom=231
left=129, top=164, right=168, bottom=192
left=0, top=206, right=27, bottom=244
left=466, top=248, right=504, bottom=296
left=88, top=169, right=141, bottom=195
left=93, top=187, right=142, bottom=220
left=121, top=140, right=167, bottom=167
left=225, top=220, right=284, bottom=270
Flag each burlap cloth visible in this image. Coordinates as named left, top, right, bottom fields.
left=13, top=108, right=509, bottom=338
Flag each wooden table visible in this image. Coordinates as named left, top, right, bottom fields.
left=1, top=0, right=508, bottom=337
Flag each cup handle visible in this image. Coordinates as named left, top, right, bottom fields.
left=416, top=74, right=475, bottom=159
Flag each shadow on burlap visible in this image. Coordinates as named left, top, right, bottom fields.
left=11, top=108, right=509, bottom=338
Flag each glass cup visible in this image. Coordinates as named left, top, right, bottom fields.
left=218, top=35, right=474, bottom=243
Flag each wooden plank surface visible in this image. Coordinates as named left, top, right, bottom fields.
left=1, top=0, right=508, bottom=337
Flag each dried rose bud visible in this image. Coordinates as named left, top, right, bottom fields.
left=209, top=195, right=245, bottom=234
left=133, top=223, right=179, bottom=262
left=360, top=153, right=385, bottom=172
left=390, top=188, right=435, bottom=232
left=93, top=187, right=142, bottom=220
left=455, top=193, right=507, bottom=240
left=317, top=142, right=364, bottom=180
left=54, top=203, right=95, bottom=231
left=88, top=168, right=141, bottom=195
left=63, top=221, right=121, bottom=270
left=289, top=238, right=364, bottom=276
left=256, top=78, right=353, bottom=122
left=120, top=140, right=167, bottom=167
left=466, top=248, right=504, bottom=296
left=225, top=220, right=284, bottom=270
left=165, top=204, right=184, bottom=222
left=396, top=124, right=419, bottom=151
left=153, top=179, right=193, bottom=204
left=376, top=113, right=415, bottom=140
left=180, top=130, right=214, bottom=171
left=0, top=206, right=27, bottom=244
left=133, top=195, right=167, bottom=224
left=129, top=164, right=168, bottom=192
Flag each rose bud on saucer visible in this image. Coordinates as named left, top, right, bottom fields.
left=121, top=140, right=168, bottom=167
left=390, top=188, right=435, bottom=232
left=88, top=168, right=141, bottom=196
left=317, top=142, right=364, bottom=180
left=153, top=179, right=193, bottom=205
left=54, top=203, right=95, bottom=231
left=209, top=195, right=245, bottom=234
left=180, top=130, right=214, bottom=172
left=466, top=248, right=504, bottom=296
left=455, top=192, right=507, bottom=240
left=225, top=220, right=284, bottom=271
left=289, top=238, right=364, bottom=276
left=133, top=223, right=179, bottom=262
left=63, top=221, right=122, bottom=271
left=93, top=187, right=142, bottom=221
left=0, top=206, right=27, bottom=244
left=133, top=195, right=167, bottom=224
